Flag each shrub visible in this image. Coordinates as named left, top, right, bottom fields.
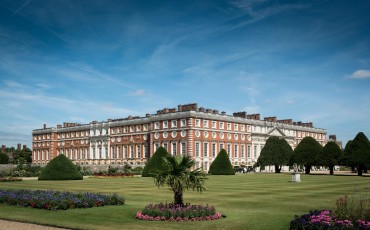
left=132, top=167, right=143, bottom=175
left=208, top=149, right=235, bottom=175
left=142, top=147, right=170, bottom=177
left=0, top=153, right=9, bottom=164
left=0, top=189, right=124, bottom=210
left=136, top=202, right=222, bottom=221
left=38, top=154, right=83, bottom=180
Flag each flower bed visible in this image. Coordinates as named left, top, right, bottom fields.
left=136, top=203, right=223, bottom=221
left=290, top=210, right=370, bottom=230
left=0, top=177, right=22, bottom=182
left=0, top=189, right=124, bottom=210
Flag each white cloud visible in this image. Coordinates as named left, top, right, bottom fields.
left=128, top=89, right=146, bottom=96
left=349, top=69, right=370, bottom=79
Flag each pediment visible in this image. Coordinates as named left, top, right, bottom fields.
left=267, top=127, right=286, bottom=137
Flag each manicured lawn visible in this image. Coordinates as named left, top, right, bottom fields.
left=0, top=173, right=369, bottom=230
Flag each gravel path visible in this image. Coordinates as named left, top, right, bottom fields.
left=0, top=219, right=69, bottom=230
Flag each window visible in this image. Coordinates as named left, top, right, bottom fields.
left=118, top=146, right=121, bottom=159
left=220, top=143, right=224, bottom=151
left=241, top=125, right=245, bottom=132
left=154, top=122, right=160, bottom=129
left=180, top=119, right=186, bottom=127
left=117, top=128, right=121, bottom=134
left=181, top=142, right=186, bottom=156
left=163, top=121, right=168, bottom=129
left=112, top=147, right=115, bottom=159
left=203, top=143, right=208, bottom=157
left=144, top=145, right=149, bottom=158
left=123, top=127, right=128, bottom=133
left=227, top=123, right=231, bottom=131
left=227, top=144, right=231, bottom=157
left=172, top=142, right=177, bottom=155
left=212, top=143, right=216, bottom=157
left=137, top=145, right=141, bottom=158
left=105, top=147, right=108, bottom=159
left=130, top=126, right=134, bottom=132
left=234, top=144, right=238, bottom=158
left=154, top=143, right=160, bottom=152
left=195, top=119, right=200, bottom=127
left=67, top=133, right=70, bottom=138
left=136, top=125, right=141, bottom=132
left=241, top=144, right=245, bottom=158
left=234, top=124, right=238, bottom=131
left=99, top=147, right=102, bottom=159
left=203, top=120, right=208, bottom=128
left=143, top=125, right=148, bottom=131
left=195, top=142, right=200, bottom=157
left=124, top=146, right=128, bottom=158
left=163, top=142, right=168, bottom=150
left=212, top=121, right=217, bottom=129
left=220, top=122, right=224, bottom=129
left=130, top=146, right=134, bottom=158
left=254, top=146, right=257, bottom=158
left=171, top=120, right=177, bottom=128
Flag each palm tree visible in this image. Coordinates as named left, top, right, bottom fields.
left=151, top=155, right=207, bottom=206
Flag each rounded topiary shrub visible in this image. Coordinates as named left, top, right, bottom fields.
left=208, top=149, right=235, bottom=175
left=38, top=154, right=83, bottom=180
left=142, top=147, right=170, bottom=177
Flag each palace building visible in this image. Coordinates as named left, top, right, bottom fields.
left=32, top=103, right=327, bottom=171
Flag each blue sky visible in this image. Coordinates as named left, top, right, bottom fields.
left=1, top=0, right=370, bottom=148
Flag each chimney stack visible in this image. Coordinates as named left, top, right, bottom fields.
left=17, top=143, right=21, bottom=151
left=23, top=145, right=27, bottom=150
left=1, top=145, right=5, bottom=152
left=43, top=124, right=46, bottom=129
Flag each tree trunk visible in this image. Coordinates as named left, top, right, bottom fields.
left=305, top=165, right=311, bottom=174
left=274, top=165, right=281, bottom=173
left=174, top=189, right=184, bottom=206
left=357, top=166, right=363, bottom=176
left=329, top=166, right=334, bottom=175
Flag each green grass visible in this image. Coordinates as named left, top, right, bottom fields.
left=0, top=173, right=369, bottom=230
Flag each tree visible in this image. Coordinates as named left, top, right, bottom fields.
left=142, top=147, right=170, bottom=177
left=38, top=154, right=83, bottom=180
left=13, top=148, right=32, bottom=164
left=257, top=136, right=293, bottom=173
left=0, top=152, right=9, bottom=164
left=151, top=155, right=207, bottom=206
left=208, top=149, right=235, bottom=175
left=345, top=132, right=370, bottom=176
left=293, top=136, right=323, bottom=174
left=318, top=142, right=343, bottom=175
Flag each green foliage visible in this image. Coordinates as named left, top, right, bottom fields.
left=344, top=132, right=370, bottom=176
left=318, top=142, right=343, bottom=175
left=38, top=154, right=83, bottom=180
left=257, top=137, right=293, bottom=173
left=151, top=155, right=207, bottom=206
left=14, top=148, right=32, bottom=164
left=142, top=147, right=170, bottom=177
left=0, top=152, right=9, bottom=164
left=293, top=136, right=323, bottom=174
left=208, top=149, right=235, bottom=175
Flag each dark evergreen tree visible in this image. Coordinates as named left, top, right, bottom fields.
left=38, top=154, right=83, bottom=180
left=142, top=147, right=170, bottom=177
left=257, top=136, right=293, bottom=173
left=318, top=142, right=343, bottom=175
left=208, top=149, right=235, bottom=175
left=0, top=152, right=9, bottom=164
left=293, top=136, right=323, bottom=174
left=345, top=132, right=370, bottom=176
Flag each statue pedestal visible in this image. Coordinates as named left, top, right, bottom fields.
left=291, top=172, right=301, bottom=182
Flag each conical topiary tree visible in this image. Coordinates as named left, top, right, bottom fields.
left=142, top=147, right=170, bottom=177
left=208, top=149, right=235, bottom=175
left=38, top=154, right=83, bottom=180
